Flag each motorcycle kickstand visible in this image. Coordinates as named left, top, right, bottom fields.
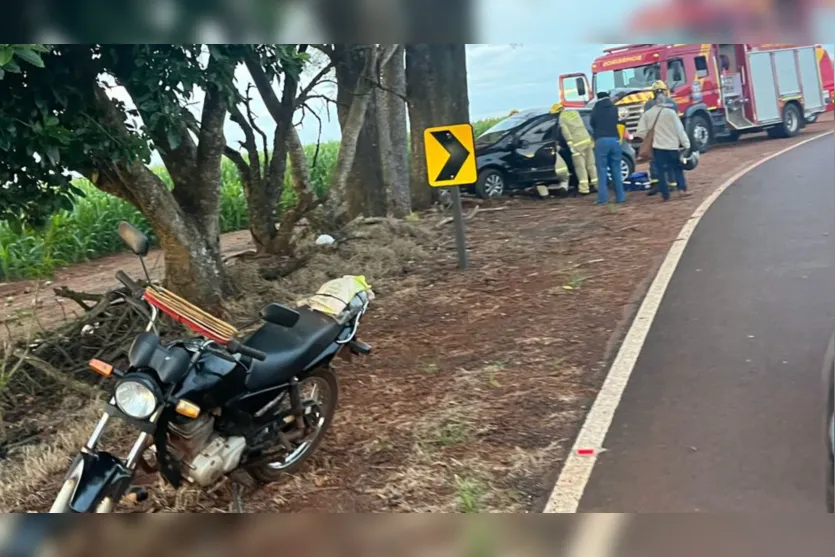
left=230, top=482, right=245, bottom=513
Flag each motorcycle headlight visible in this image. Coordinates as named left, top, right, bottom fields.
left=618, top=107, right=629, bottom=120
left=115, top=378, right=158, bottom=419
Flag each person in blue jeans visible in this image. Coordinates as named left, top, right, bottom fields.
left=652, top=148, right=688, bottom=200
left=589, top=92, right=626, bottom=204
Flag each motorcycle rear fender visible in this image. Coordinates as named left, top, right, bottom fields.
left=67, top=451, right=133, bottom=513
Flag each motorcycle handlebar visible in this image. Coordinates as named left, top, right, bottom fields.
left=115, top=270, right=143, bottom=297
left=226, top=339, right=267, bottom=362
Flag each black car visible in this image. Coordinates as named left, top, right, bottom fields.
left=471, top=107, right=636, bottom=199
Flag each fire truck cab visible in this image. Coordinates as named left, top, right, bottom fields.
left=559, top=43, right=830, bottom=153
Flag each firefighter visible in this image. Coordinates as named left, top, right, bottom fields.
left=642, top=80, right=680, bottom=196
left=552, top=102, right=597, bottom=195
left=535, top=141, right=571, bottom=199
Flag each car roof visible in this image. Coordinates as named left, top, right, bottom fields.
left=517, top=106, right=591, bottom=119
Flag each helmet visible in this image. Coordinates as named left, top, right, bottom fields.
left=680, top=150, right=700, bottom=171
left=651, top=80, right=668, bottom=94
left=550, top=102, right=564, bottom=113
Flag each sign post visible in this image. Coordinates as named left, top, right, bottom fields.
left=423, top=123, right=477, bottom=270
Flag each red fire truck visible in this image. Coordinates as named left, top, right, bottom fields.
left=558, top=43, right=831, bottom=152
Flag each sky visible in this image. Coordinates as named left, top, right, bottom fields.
left=242, top=44, right=624, bottom=148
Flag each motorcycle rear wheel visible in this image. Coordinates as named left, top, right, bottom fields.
left=250, top=367, right=338, bottom=482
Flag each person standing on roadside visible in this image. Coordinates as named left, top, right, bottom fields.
left=643, top=81, right=681, bottom=196
left=635, top=81, right=692, bottom=201
left=589, top=91, right=626, bottom=204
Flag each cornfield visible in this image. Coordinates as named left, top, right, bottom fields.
left=0, top=118, right=503, bottom=281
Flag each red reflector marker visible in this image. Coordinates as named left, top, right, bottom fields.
left=577, top=449, right=595, bottom=456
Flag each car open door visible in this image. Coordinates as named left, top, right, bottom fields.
left=558, top=73, right=592, bottom=108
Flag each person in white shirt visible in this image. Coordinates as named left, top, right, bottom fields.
left=635, top=81, right=692, bottom=201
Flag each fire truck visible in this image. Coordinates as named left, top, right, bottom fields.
left=558, top=43, right=831, bottom=152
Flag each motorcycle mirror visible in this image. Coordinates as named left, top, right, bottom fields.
left=118, top=221, right=150, bottom=257
left=576, top=77, right=587, bottom=98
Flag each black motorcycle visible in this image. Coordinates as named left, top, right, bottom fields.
left=49, top=222, right=373, bottom=513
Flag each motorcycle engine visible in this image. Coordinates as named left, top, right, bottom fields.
left=168, top=415, right=247, bottom=487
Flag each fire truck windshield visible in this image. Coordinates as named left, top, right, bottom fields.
left=594, top=62, right=661, bottom=95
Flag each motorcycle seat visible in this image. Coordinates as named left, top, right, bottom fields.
left=242, top=307, right=343, bottom=390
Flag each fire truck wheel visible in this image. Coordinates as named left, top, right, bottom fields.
left=806, top=114, right=819, bottom=124
left=686, top=113, right=712, bottom=153
left=771, top=103, right=802, bottom=139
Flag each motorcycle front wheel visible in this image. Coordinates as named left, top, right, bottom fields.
left=250, top=367, right=338, bottom=482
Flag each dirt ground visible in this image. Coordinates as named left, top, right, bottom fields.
left=1, top=117, right=833, bottom=513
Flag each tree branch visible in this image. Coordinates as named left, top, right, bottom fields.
left=223, top=146, right=250, bottom=182
left=244, top=83, right=271, bottom=175
left=228, top=102, right=260, bottom=176
left=244, top=51, right=285, bottom=123
left=295, top=60, right=336, bottom=106
left=378, top=44, right=400, bottom=69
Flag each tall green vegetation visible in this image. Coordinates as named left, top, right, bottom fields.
left=0, top=115, right=504, bottom=281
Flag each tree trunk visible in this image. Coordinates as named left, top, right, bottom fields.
left=237, top=51, right=300, bottom=255
left=405, top=44, right=471, bottom=211
left=93, top=163, right=229, bottom=315
left=335, top=44, right=387, bottom=220
left=155, top=215, right=228, bottom=313
left=378, top=45, right=410, bottom=218
left=90, top=81, right=229, bottom=315
left=322, top=44, right=379, bottom=231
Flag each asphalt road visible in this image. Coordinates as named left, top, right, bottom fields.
left=579, top=135, right=835, bottom=512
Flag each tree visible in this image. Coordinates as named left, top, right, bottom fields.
left=222, top=44, right=311, bottom=255
left=223, top=43, right=380, bottom=254
left=283, top=44, right=380, bottom=235
left=333, top=44, right=387, bottom=220
left=320, top=44, right=409, bottom=223
left=405, top=45, right=470, bottom=211
left=0, top=44, right=238, bottom=313
left=376, top=45, right=410, bottom=218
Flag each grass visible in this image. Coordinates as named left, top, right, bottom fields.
left=455, top=475, right=486, bottom=513
left=0, top=118, right=502, bottom=282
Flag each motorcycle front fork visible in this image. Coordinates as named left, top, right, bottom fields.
left=51, top=400, right=161, bottom=513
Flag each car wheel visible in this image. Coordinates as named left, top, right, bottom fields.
left=620, top=156, right=634, bottom=182
left=475, top=168, right=506, bottom=199
left=806, top=114, right=819, bottom=124
left=686, top=113, right=712, bottom=153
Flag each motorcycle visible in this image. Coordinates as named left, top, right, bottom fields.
left=49, top=222, right=373, bottom=513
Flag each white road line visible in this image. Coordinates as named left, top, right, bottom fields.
left=544, top=130, right=835, bottom=513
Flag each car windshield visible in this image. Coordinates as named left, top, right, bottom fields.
left=594, top=62, right=661, bottom=94
left=477, top=114, right=531, bottom=144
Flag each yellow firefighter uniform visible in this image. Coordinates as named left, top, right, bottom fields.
left=536, top=151, right=571, bottom=198
left=553, top=104, right=597, bottom=194
left=555, top=151, right=570, bottom=184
